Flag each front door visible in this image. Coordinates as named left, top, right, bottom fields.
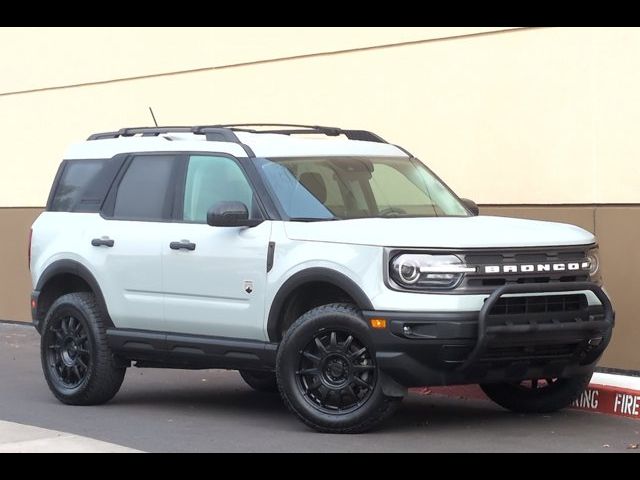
left=162, top=154, right=272, bottom=341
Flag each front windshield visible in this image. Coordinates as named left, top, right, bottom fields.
left=257, top=156, right=469, bottom=220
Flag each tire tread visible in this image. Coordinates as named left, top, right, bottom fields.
left=41, top=292, right=125, bottom=406
left=480, top=373, right=593, bottom=414
left=276, top=303, right=399, bottom=434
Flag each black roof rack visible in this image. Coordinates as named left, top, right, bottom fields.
left=205, top=124, right=387, bottom=143
left=87, top=123, right=388, bottom=144
left=87, top=127, right=193, bottom=140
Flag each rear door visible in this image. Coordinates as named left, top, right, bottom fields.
left=92, top=153, right=181, bottom=331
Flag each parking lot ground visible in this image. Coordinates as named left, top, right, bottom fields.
left=1, top=322, right=638, bottom=453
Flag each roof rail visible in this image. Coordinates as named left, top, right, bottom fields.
left=87, top=124, right=388, bottom=144
left=87, top=126, right=255, bottom=156
left=206, top=124, right=388, bottom=143
left=87, top=127, right=193, bottom=140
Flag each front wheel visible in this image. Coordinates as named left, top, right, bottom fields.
left=480, top=372, right=593, bottom=414
left=276, top=303, right=400, bottom=433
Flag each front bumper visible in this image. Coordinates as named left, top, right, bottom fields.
left=364, top=282, right=615, bottom=387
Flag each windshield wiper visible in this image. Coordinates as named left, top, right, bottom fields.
left=376, top=214, right=434, bottom=219
left=288, top=217, right=340, bottom=222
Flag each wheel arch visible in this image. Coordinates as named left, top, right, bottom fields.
left=267, top=267, right=373, bottom=342
left=34, top=260, right=113, bottom=330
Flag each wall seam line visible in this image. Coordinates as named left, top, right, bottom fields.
left=0, top=27, right=539, bottom=98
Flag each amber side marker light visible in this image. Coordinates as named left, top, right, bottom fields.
left=369, top=318, right=387, bottom=329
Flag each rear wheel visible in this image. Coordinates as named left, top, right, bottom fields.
left=41, top=292, right=126, bottom=405
left=277, top=303, right=401, bottom=433
left=480, top=373, right=593, bottom=413
left=239, top=369, right=278, bottom=393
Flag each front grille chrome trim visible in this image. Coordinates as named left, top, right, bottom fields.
left=419, top=265, right=477, bottom=273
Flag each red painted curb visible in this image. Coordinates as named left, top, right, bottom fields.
left=572, top=384, right=640, bottom=419
left=412, top=383, right=640, bottom=420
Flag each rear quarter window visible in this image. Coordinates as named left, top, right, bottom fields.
left=49, top=159, right=107, bottom=212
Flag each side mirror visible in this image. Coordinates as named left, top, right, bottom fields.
left=206, top=201, right=263, bottom=227
left=461, top=198, right=480, bottom=216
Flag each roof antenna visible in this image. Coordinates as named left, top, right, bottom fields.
left=148, top=107, right=159, bottom=127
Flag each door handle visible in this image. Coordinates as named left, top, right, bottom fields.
left=170, top=240, right=196, bottom=251
left=91, top=238, right=115, bottom=248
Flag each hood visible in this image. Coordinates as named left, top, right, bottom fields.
left=284, top=216, right=595, bottom=249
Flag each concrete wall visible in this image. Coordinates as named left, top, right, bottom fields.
left=0, top=27, right=638, bottom=369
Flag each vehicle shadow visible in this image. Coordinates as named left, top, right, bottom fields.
left=111, top=370, right=522, bottom=433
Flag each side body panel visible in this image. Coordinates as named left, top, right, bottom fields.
left=162, top=221, right=272, bottom=340
left=31, top=212, right=166, bottom=331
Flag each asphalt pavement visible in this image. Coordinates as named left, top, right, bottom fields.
left=1, top=322, right=638, bottom=452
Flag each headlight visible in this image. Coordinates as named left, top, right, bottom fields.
left=586, top=247, right=600, bottom=278
left=390, top=254, right=476, bottom=290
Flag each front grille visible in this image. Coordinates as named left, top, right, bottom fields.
left=458, top=247, right=591, bottom=292
left=489, top=294, right=587, bottom=316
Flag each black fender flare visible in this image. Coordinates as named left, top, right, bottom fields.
left=266, top=267, right=374, bottom=342
left=35, top=259, right=113, bottom=328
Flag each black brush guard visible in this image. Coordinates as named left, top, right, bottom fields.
left=458, top=282, right=615, bottom=371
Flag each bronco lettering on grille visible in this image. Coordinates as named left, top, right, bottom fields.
left=483, top=261, right=590, bottom=274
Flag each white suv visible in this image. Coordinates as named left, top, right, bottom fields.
left=30, top=124, right=614, bottom=433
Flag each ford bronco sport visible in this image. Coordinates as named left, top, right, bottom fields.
left=30, top=124, right=614, bottom=433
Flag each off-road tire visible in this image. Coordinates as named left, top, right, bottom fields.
left=276, top=303, right=401, bottom=433
left=40, top=292, right=126, bottom=405
left=480, top=372, right=593, bottom=414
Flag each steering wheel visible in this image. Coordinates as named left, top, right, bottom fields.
left=378, top=207, right=407, bottom=217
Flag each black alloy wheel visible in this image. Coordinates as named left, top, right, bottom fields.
left=276, top=303, right=401, bottom=433
left=40, top=292, right=126, bottom=405
left=512, top=378, right=558, bottom=391
left=44, top=315, right=91, bottom=389
left=296, top=329, right=376, bottom=414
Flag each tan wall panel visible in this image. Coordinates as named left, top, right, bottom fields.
left=0, top=208, right=41, bottom=322
left=0, top=27, right=511, bottom=93
left=483, top=205, right=639, bottom=371
left=593, top=28, right=640, bottom=203
left=481, top=206, right=595, bottom=233
left=3, top=28, right=640, bottom=206
left=593, top=207, right=640, bottom=370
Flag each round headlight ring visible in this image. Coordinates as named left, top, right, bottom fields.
left=397, top=258, right=421, bottom=284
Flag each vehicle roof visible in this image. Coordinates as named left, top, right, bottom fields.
left=64, top=131, right=409, bottom=160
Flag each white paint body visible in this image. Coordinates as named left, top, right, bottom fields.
left=31, top=132, right=600, bottom=341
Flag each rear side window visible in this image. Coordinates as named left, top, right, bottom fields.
left=113, top=155, right=175, bottom=220
left=50, top=160, right=106, bottom=212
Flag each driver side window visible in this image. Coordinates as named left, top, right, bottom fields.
left=183, top=155, right=257, bottom=223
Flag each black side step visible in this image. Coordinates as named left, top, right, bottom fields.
left=107, top=328, right=277, bottom=371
